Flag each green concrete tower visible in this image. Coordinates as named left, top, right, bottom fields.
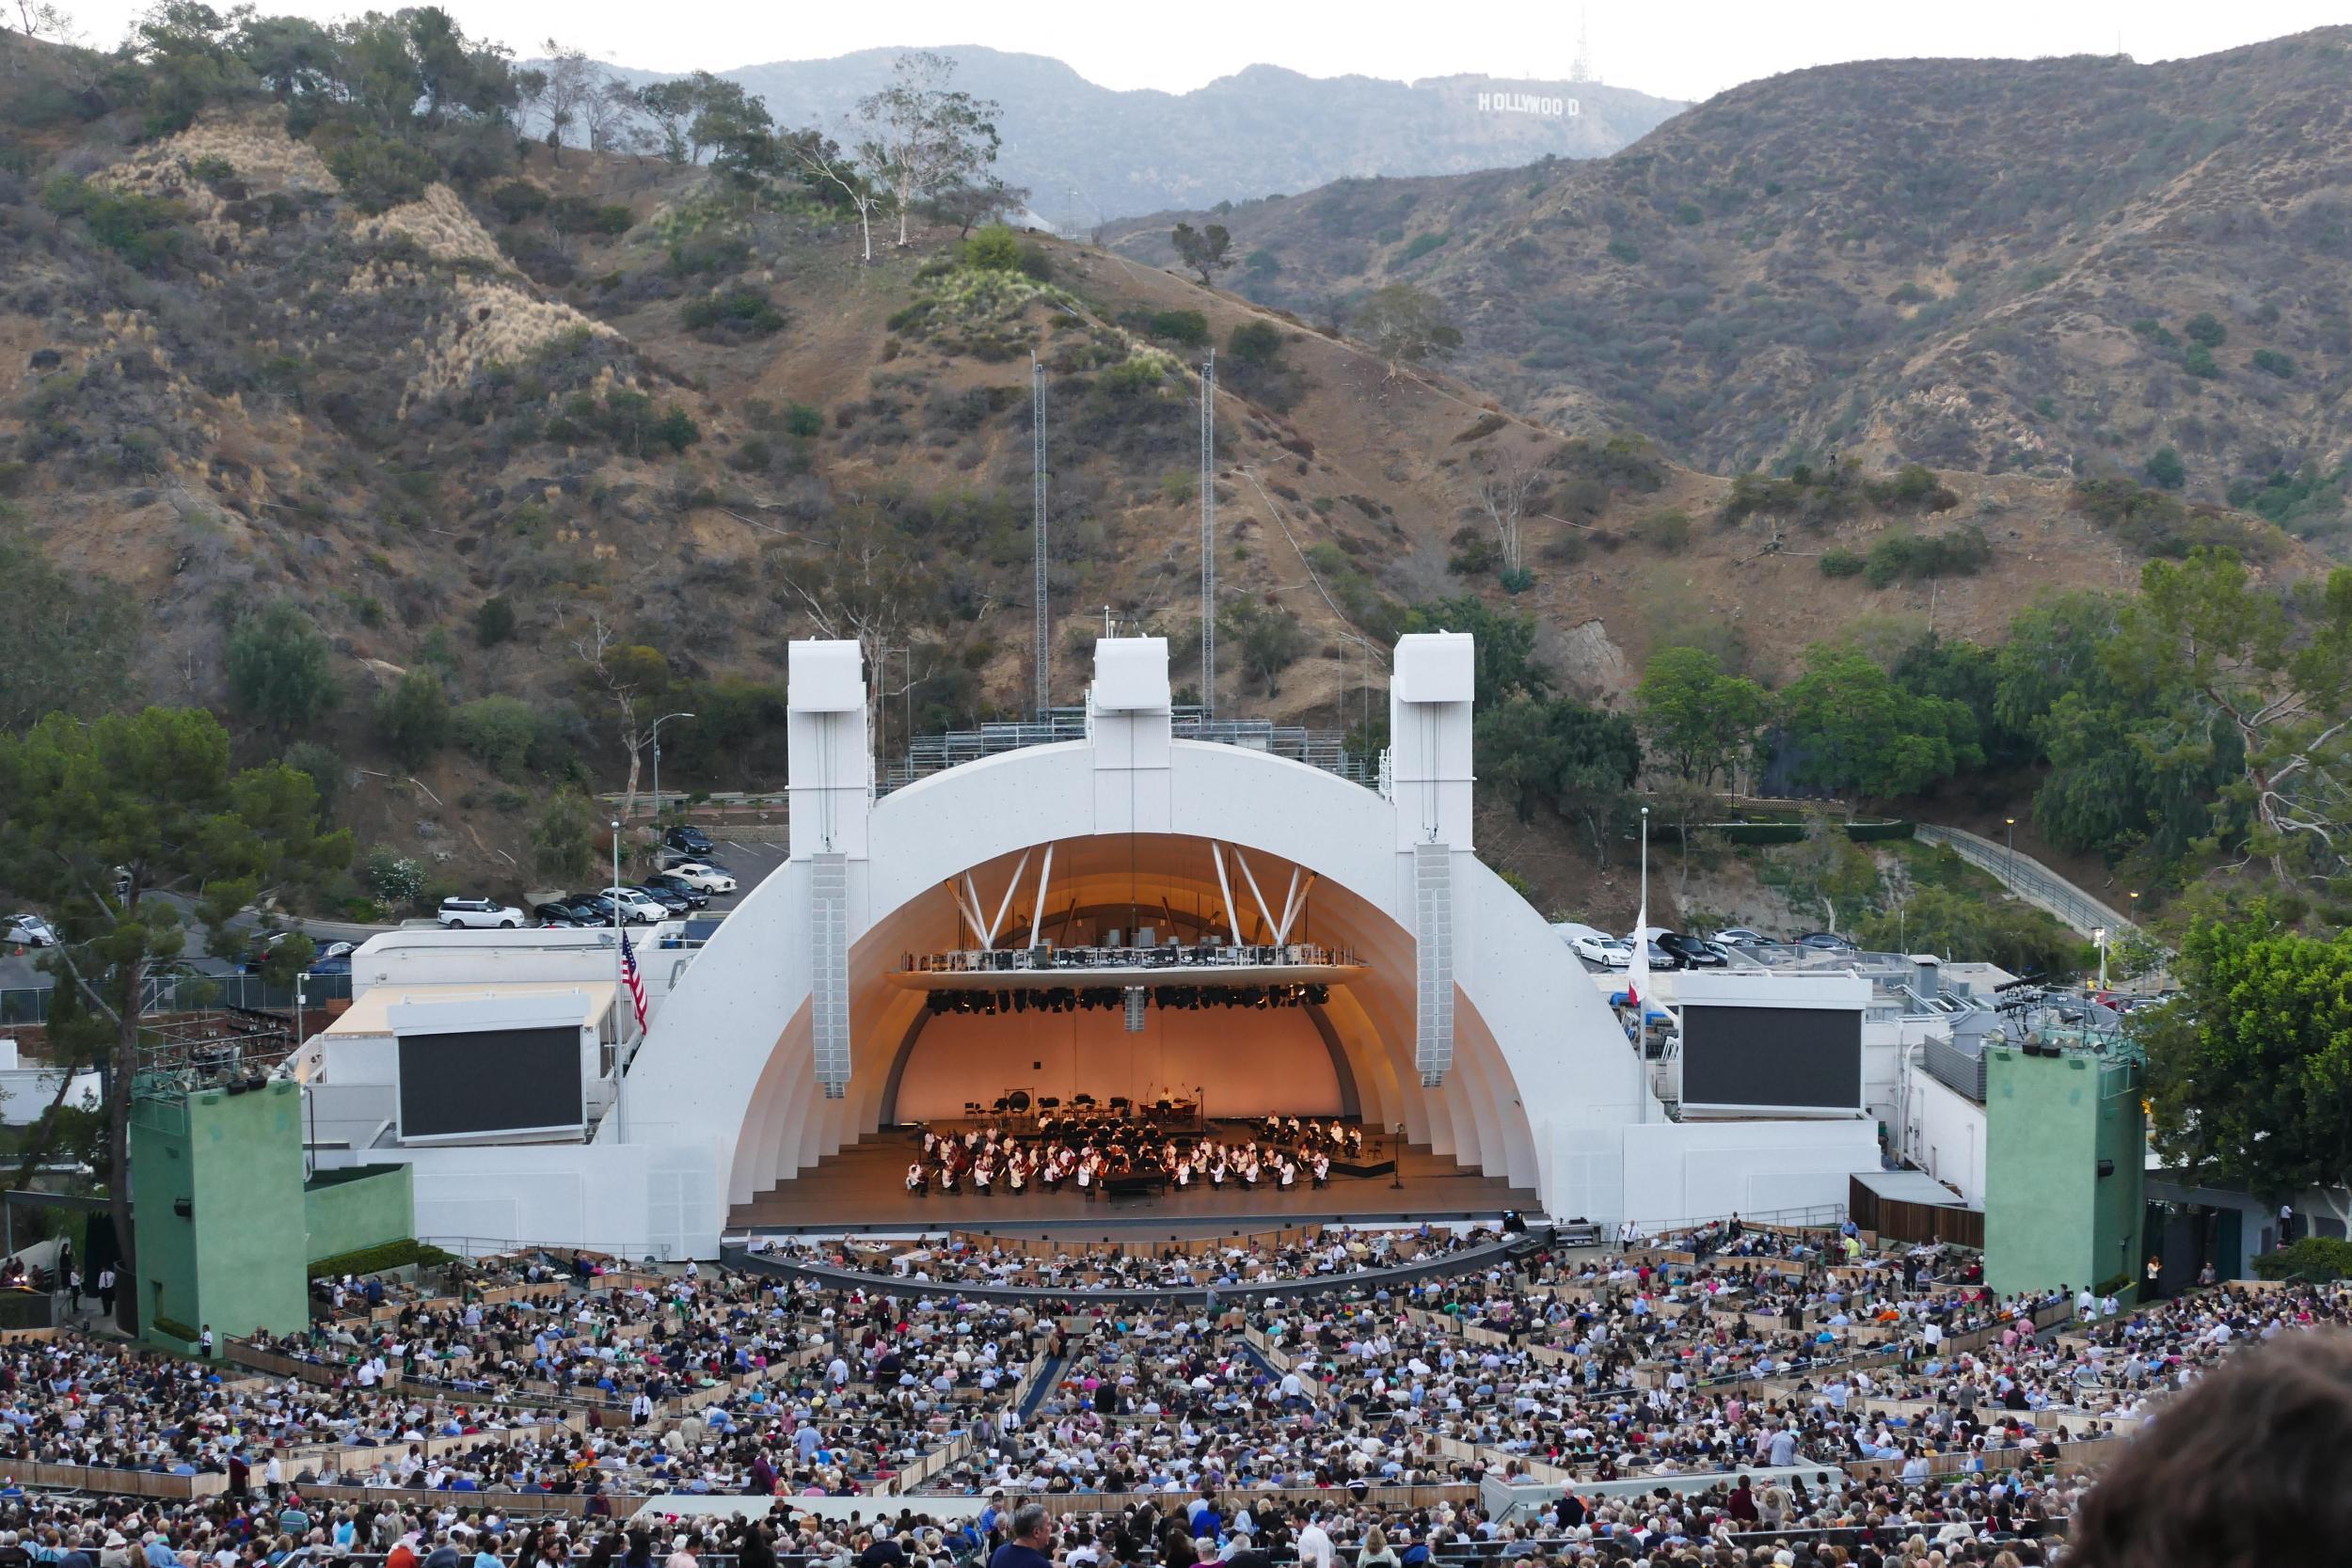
left=1984, top=1043, right=2146, bottom=1299
left=129, top=1078, right=310, bottom=1351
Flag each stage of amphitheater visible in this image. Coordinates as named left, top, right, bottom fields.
left=727, top=1127, right=1537, bottom=1235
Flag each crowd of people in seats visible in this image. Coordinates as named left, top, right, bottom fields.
left=20, top=1212, right=2352, bottom=1568
left=748, top=1226, right=1493, bottom=1291
left=904, top=1116, right=1369, bottom=1199
left=0, top=1481, right=2091, bottom=1568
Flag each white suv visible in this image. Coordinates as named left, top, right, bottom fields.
left=438, top=896, right=524, bottom=929
left=601, top=886, right=668, bottom=923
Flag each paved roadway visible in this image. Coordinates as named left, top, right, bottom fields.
left=0, top=836, right=788, bottom=1006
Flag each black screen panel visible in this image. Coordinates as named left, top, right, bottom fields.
left=398, top=1026, right=583, bottom=1137
left=1681, top=1005, right=1861, bottom=1110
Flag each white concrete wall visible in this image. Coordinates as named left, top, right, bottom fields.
left=0, top=1067, right=100, bottom=1126
left=350, top=928, right=685, bottom=1012
left=1900, top=1061, right=1989, bottom=1207
left=325, top=1139, right=721, bottom=1262
left=1620, top=1118, right=1882, bottom=1229
left=894, top=1005, right=1342, bottom=1122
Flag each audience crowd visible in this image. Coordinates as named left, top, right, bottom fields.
left=8, top=1218, right=2347, bottom=1568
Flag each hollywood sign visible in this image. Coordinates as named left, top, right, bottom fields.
left=1477, top=89, right=1579, bottom=118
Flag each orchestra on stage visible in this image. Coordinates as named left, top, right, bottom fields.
left=902, top=1111, right=1371, bottom=1199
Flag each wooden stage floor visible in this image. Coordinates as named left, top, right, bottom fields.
left=729, top=1132, right=1540, bottom=1236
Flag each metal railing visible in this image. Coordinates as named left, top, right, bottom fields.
left=2, top=971, right=352, bottom=1027
left=1915, top=823, right=2138, bottom=940
left=881, top=707, right=1374, bottom=794
left=909, top=942, right=1355, bottom=974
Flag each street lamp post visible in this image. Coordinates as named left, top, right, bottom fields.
left=646, top=711, right=696, bottom=823
left=2093, top=927, right=2108, bottom=992
left=2005, top=817, right=2016, bottom=887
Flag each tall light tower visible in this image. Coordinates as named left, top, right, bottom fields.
left=1032, top=354, right=1050, bottom=719
left=1200, top=350, right=1217, bottom=720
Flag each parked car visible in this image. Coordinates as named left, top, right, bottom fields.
left=1796, top=931, right=1857, bottom=952
left=663, top=825, right=714, bottom=856
left=629, top=882, right=693, bottom=916
left=438, top=896, right=524, bottom=929
left=663, top=861, right=738, bottom=895
left=1712, top=927, right=1770, bottom=946
left=4, top=913, right=57, bottom=948
left=1571, top=934, right=1632, bottom=969
left=306, top=953, right=353, bottom=977
left=567, top=893, right=621, bottom=923
left=240, top=932, right=353, bottom=973
left=533, top=901, right=594, bottom=927
left=643, top=873, right=711, bottom=909
left=598, top=886, right=669, bottom=924
left=1658, top=932, right=1729, bottom=968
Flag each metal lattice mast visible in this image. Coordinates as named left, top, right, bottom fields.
left=1032, top=355, right=1049, bottom=719
left=1200, top=351, right=1216, bottom=720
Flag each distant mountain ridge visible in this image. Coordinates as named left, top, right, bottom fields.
left=1108, top=28, right=2352, bottom=544
left=593, top=45, right=1687, bottom=230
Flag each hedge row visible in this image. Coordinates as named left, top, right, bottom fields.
left=306, top=1238, right=453, bottom=1279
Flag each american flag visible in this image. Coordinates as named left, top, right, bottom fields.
left=620, top=930, right=649, bottom=1032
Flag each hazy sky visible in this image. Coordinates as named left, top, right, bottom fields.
left=61, top=0, right=2348, bottom=100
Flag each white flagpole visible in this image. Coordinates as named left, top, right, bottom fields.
left=612, top=819, right=628, bottom=1144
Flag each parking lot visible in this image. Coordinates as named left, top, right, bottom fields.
left=2, top=836, right=787, bottom=1015
left=667, top=835, right=787, bottom=915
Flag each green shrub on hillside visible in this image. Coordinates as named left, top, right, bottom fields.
left=1863, top=463, right=1960, bottom=514
left=373, top=670, right=449, bottom=767
left=1863, top=526, right=1994, bottom=587
left=40, top=176, right=184, bottom=271
left=1719, top=461, right=1865, bottom=529
left=682, top=287, right=786, bottom=337
left=2184, top=343, right=2221, bottom=379
left=548, top=196, right=631, bottom=235
left=2226, top=466, right=2347, bottom=533
left=318, top=127, right=438, bottom=214
left=473, top=595, right=516, bottom=647
left=2184, top=312, right=2228, bottom=347
left=2251, top=349, right=2296, bottom=379
left=488, top=180, right=548, bottom=224
left=963, top=223, right=1022, bottom=270
left=453, top=696, right=548, bottom=778
left=1819, top=548, right=1867, bottom=578
left=1633, top=509, right=1692, bottom=551
left=2070, top=477, right=2276, bottom=560
left=2144, top=447, right=2187, bottom=489
left=1229, top=321, right=1285, bottom=365
left=1148, top=309, right=1210, bottom=346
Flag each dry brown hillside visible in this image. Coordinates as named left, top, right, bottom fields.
left=1113, top=29, right=2352, bottom=551
left=0, top=61, right=2317, bottom=895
